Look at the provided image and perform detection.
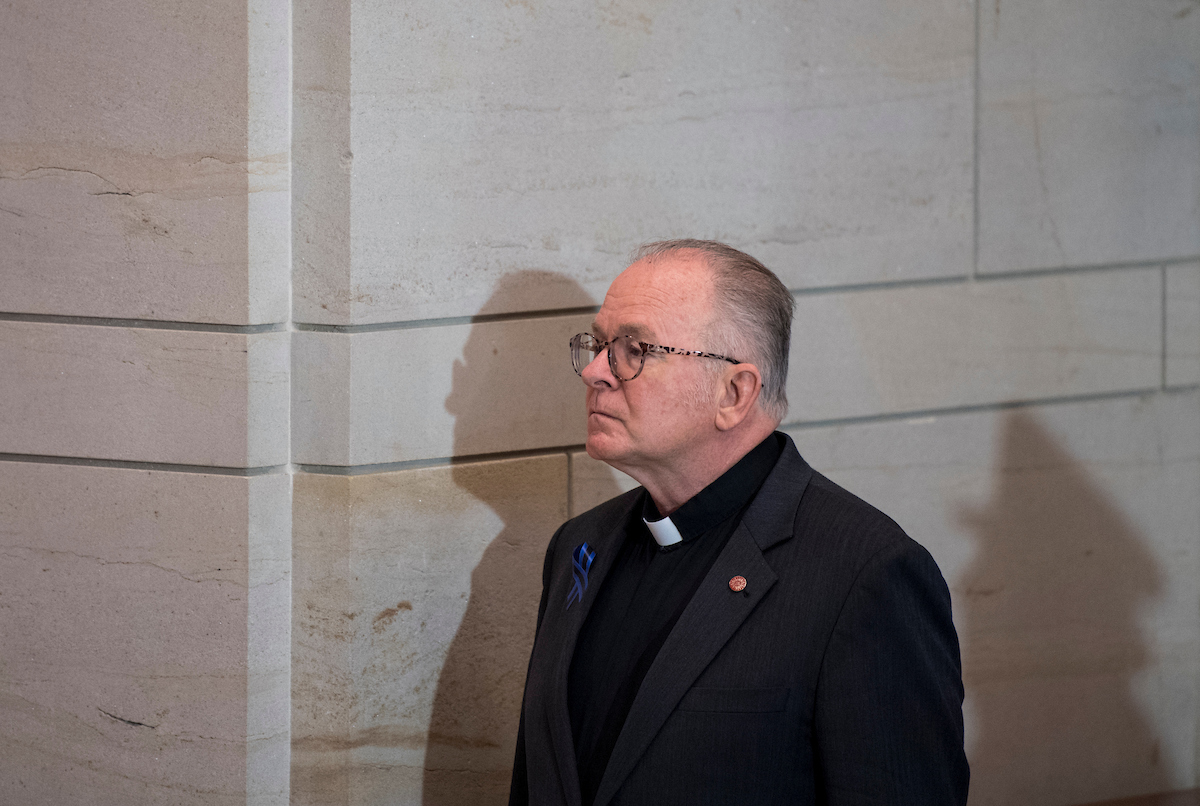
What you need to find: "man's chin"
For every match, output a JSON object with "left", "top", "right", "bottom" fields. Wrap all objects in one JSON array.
[
  {"left": 584, "top": 438, "right": 606, "bottom": 461},
  {"left": 584, "top": 434, "right": 623, "bottom": 464}
]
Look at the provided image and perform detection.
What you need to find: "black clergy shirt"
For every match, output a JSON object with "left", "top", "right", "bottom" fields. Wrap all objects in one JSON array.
[{"left": 567, "top": 432, "right": 784, "bottom": 806}]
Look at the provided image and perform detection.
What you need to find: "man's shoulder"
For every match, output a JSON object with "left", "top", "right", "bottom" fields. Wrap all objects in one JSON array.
[
  {"left": 748, "top": 439, "right": 907, "bottom": 547},
  {"left": 787, "top": 467, "right": 927, "bottom": 565},
  {"left": 750, "top": 463, "right": 952, "bottom": 614},
  {"left": 802, "top": 471, "right": 904, "bottom": 531}
]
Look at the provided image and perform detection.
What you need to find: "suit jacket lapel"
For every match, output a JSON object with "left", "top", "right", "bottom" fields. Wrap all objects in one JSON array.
[
  {"left": 546, "top": 493, "right": 640, "bottom": 806},
  {"left": 592, "top": 436, "right": 814, "bottom": 806}
]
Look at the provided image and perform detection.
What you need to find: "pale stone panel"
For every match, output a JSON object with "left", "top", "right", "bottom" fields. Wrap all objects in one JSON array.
[
  {"left": 290, "top": 473, "right": 354, "bottom": 806},
  {"left": 248, "top": 330, "right": 292, "bottom": 468},
  {"left": 1166, "top": 262, "right": 1200, "bottom": 388},
  {"left": 292, "top": 313, "right": 592, "bottom": 466},
  {"left": 978, "top": 0, "right": 1200, "bottom": 274},
  {"left": 570, "top": 450, "right": 639, "bottom": 518},
  {"left": 248, "top": 473, "right": 293, "bottom": 806},
  {"left": 786, "top": 390, "right": 1200, "bottom": 805},
  {"left": 0, "top": 0, "right": 288, "bottom": 324},
  {"left": 0, "top": 322, "right": 289, "bottom": 467},
  {"left": 293, "top": 0, "right": 973, "bottom": 325},
  {"left": 292, "top": 0, "right": 353, "bottom": 324},
  {"left": 787, "top": 268, "right": 1161, "bottom": 424},
  {"left": 247, "top": 0, "right": 293, "bottom": 326},
  {"left": 291, "top": 455, "right": 568, "bottom": 805},
  {"left": 296, "top": 270, "right": 1161, "bottom": 466},
  {"left": 0, "top": 462, "right": 292, "bottom": 805},
  {"left": 292, "top": 330, "right": 354, "bottom": 467}
]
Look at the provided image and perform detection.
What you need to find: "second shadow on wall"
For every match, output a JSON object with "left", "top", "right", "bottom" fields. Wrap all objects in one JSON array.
[
  {"left": 424, "top": 272, "right": 626, "bottom": 805},
  {"left": 957, "top": 410, "right": 1170, "bottom": 806}
]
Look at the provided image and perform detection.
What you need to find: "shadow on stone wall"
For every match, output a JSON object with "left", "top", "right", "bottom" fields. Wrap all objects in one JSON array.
[
  {"left": 958, "top": 410, "right": 1169, "bottom": 806},
  {"left": 424, "top": 272, "right": 624, "bottom": 805}
]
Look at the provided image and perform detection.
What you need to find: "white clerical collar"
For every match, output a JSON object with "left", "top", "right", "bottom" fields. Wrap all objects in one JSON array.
[{"left": 643, "top": 515, "right": 683, "bottom": 547}]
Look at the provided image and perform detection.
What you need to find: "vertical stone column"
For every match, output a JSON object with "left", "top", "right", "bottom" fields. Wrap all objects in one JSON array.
[{"left": 0, "top": 0, "right": 292, "bottom": 803}]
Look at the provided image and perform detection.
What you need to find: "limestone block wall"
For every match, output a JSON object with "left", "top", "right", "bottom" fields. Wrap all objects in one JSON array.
[
  {"left": 3, "top": 1, "right": 1199, "bottom": 806},
  {"left": 288, "top": 4, "right": 1199, "bottom": 806},
  {"left": 1, "top": 0, "right": 292, "bottom": 804}
]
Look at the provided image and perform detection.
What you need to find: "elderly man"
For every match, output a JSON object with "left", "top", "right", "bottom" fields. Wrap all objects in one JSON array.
[{"left": 509, "top": 240, "right": 968, "bottom": 805}]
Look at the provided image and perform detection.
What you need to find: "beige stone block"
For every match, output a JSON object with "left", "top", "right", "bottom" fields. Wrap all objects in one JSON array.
[
  {"left": 291, "top": 455, "right": 568, "bottom": 805},
  {"left": 570, "top": 450, "right": 639, "bottom": 518},
  {"left": 788, "top": 268, "right": 1161, "bottom": 424},
  {"left": 292, "top": 0, "right": 352, "bottom": 324},
  {"left": 292, "top": 330, "right": 353, "bottom": 467},
  {"left": 0, "top": 462, "right": 291, "bottom": 805},
  {"left": 298, "top": 269, "right": 1162, "bottom": 466},
  {"left": 978, "top": 0, "right": 1200, "bottom": 274},
  {"left": 1166, "top": 262, "right": 1200, "bottom": 388},
  {"left": 293, "top": 313, "right": 591, "bottom": 466},
  {"left": 293, "top": 0, "right": 973, "bottom": 325},
  {"left": 247, "top": 0, "right": 292, "bottom": 327},
  {"left": 0, "top": 0, "right": 289, "bottom": 324},
  {"left": 787, "top": 389, "right": 1200, "bottom": 804},
  {"left": 0, "top": 322, "right": 289, "bottom": 467},
  {"left": 248, "top": 471, "right": 293, "bottom": 806}
]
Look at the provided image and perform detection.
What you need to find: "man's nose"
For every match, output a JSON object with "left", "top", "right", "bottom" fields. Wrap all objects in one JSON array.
[{"left": 580, "top": 347, "right": 618, "bottom": 388}]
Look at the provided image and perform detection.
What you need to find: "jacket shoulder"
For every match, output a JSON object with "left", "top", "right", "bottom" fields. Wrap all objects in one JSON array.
[{"left": 794, "top": 469, "right": 931, "bottom": 567}]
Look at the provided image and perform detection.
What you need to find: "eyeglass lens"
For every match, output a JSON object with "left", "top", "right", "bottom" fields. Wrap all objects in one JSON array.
[{"left": 571, "top": 334, "right": 645, "bottom": 381}]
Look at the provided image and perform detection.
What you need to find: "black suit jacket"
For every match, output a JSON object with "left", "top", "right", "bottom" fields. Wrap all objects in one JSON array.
[{"left": 510, "top": 435, "right": 968, "bottom": 805}]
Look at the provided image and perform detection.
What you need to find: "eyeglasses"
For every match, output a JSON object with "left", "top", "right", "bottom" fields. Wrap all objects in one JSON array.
[{"left": 570, "top": 332, "right": 740, "bottom": 382}]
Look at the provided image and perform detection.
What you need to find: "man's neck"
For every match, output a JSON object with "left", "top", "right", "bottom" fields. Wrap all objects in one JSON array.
[{"left": 632, "top": 423, "right": 778, "bottom": 516}]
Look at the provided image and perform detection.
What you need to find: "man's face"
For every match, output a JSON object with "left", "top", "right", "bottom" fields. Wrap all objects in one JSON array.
[{"left": 582, "top": 252, "right": 720, "bottom": 477}]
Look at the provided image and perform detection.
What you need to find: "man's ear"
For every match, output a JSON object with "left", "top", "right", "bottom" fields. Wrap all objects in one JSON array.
[{"left": 714, "top": 365, "right": 763, "bottom": 431}]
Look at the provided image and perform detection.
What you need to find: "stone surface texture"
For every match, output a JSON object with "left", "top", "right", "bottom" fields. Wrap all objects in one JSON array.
[
  {"left": 0, "top": 463, "right": 291, "bottom": 805},
  {"left": 3, "top": 0, "right": 1199, "bottom": 804},
  {"left": 1167, "top": 263, "right": 1200, "bottom": 388},
  {"left": 0, "top": 323, "right": 289, "bottom": 467},
  {"left": 292, "top": 313, "right": 591, "bottom": 467},
  {"left": 290, "top": 457, "right": 567, "bottom": 806},
  {"left": 0, "top": 0, "right": 293, "bottom": 803},
  {"left": 978, "top": 0, "right": 1200, "bottom": 274},
  {"left": 292, "top": 0, "right": 974, "bottom": 325},
  {"left": 0, "top": 0, "right": 290, "bottom": 325},
  {"left": 788, "top": 268, "right": 1162, "bottom": 424}
]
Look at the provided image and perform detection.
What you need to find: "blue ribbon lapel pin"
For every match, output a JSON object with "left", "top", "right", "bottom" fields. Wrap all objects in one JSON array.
[{"left": 566, "top": 542, "right": 596, "bottom": 610}]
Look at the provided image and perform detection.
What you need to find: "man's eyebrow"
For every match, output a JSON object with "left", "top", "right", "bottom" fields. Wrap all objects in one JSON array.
[{"left": 592, "top": 322, "right": 653, "bottom": 341}]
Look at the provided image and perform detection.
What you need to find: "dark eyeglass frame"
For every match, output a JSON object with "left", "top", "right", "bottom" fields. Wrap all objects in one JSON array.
[{"left": 570, "top": 332, "right": 741, "bottom": 382}]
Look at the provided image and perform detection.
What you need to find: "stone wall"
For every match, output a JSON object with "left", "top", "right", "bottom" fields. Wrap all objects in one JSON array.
[
  {"left": 1, "top": 1, "right": 1197, "bottom": 805},
  {"left": 1, "top": 0, "right": 292, "bottom": 803}
]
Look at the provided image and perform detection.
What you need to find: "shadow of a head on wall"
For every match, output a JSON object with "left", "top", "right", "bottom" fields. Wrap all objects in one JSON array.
[
  {"left": 958, "top": 410, "right": 1169, "bottom": 806},
  {"left": 423, "top": 271, "right": 625, "bottom": 805}
]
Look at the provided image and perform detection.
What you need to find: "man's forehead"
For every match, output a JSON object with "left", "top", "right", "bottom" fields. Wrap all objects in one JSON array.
[{"left": 593, "top": 254, "right": 713, "bottom": 340}]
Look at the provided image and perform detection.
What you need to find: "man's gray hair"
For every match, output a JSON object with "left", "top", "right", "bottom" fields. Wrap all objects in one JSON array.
[{"left": 633, "top": 239, "right": 795, "bottom": 423}]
